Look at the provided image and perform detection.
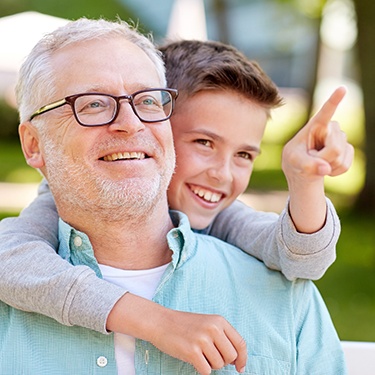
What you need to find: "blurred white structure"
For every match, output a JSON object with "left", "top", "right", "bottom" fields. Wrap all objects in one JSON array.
[
  {"left": 342, "top": 341, "right": 375, "bottom": 375},
  {"left": 166, "top": 0, "right": 207, "bottom": 40},
  {"left": 0, "top": 11, "right": 68, "bottom": 103}
]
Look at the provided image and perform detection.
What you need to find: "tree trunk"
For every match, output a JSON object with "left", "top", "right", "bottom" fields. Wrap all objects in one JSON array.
[
  {"left": 212, "top": 0, "right": 230, "bottom": 44},
  {"left": 352, "top": 0, "right": 375, "bottom": 215}
]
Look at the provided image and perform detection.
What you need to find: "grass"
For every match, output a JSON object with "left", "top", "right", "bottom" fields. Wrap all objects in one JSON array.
[
  {"left": 0, "top": 212, "right": 17, "bottom": 220},
  {"left": 314, "top": 212, "right": 375, "bottom": 341}
]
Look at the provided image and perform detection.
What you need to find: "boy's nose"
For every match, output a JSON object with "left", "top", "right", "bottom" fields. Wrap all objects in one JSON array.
[{"left": 207, "top": 158, "right": 233, "bottom": 184}]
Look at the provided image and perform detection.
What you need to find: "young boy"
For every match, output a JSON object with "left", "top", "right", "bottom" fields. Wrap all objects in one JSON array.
[{"left": 0, "top": 39, "right": 352, "bottom": 372}]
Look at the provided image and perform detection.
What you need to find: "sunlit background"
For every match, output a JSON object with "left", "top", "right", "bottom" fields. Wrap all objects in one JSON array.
[
  {"left": 0, "top": 0, "right": 374, "bottom": 344},
  {"left": 0, "top": 0, "right": 366, "bottom": 200}
]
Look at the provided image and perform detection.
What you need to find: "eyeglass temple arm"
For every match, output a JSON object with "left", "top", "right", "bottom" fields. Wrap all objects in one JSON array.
[{"left": 30, "top": 99, "right": 67, "bottom": 120}]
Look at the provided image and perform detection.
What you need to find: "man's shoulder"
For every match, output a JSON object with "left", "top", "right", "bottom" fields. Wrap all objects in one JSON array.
[
  {"left": 196, "top": 233, "right": 285, "bottom": 276},
  {"left": 196, "top": 232, "right": 314, "bottom": 286},
  {"left": 195, "top": 231, "right": 248, "bottom": 252}
]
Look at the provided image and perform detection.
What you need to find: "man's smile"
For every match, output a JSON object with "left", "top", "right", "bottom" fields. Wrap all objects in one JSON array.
[{"left": 101, "top": 152, "right": 147, "bottom": 161}]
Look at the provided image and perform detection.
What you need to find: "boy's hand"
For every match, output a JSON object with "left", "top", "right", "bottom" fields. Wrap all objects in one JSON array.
[
  {"left": 282, "top": 86, "right": 354, "bottom": 182},
  {"left": 281, "top": 86, "right": 354, "bottom": 233},
  {"left": 150, "top": 309, "right": 247, "bottom": 375},
  {"left": 108, "top": 293, "right": 247, "bottom": 375}
]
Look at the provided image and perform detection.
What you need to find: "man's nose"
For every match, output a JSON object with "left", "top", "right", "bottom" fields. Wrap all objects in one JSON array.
[{"left": 109, "top": 101, "right": 145, "bottom": 134}]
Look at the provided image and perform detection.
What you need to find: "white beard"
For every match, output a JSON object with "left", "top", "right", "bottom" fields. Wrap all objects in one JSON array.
[{"left": 40, "top": 134, "right": 175, "bottom": 223}]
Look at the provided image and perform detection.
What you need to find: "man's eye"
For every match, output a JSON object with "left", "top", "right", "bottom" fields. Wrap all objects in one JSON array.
[
  {"left": 136, "top": 95, "right": 161, "bottom": 107},
  {"left": 195, "top": 139, "right": 212, "bottom": 147},
  {"left": 142, "top": 98, "right": 155, "bottom": 105},
  {"left": 76, "top": 97, "right": 110, "bottom": 113},
  {"left": 87, "top": 101, "right": 103, "bottom": 109}
]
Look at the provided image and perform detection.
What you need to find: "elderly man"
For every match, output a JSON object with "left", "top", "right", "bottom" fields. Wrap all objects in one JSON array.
[{"left": 0, "top": 18, "right": 346, "bottom": 374}]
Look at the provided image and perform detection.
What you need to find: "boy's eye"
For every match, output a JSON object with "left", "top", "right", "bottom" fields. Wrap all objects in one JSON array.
[
  {"left": 237, "top": 152, "right": 253, "bottom": 161},
  {"left": 195, "top": 139, "right": 212, "bottom": 147}
]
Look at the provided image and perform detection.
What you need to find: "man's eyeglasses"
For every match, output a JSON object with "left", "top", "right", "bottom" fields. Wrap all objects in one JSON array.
[{"left": 29, "top": 88, "right": 179, "bottom": 126}]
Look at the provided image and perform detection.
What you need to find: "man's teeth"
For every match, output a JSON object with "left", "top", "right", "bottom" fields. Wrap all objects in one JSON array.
[
  {"left": 192, "top": 187, "right": 222, "bottom": 203},
  {"left": 103, "top": 152, "right": 145, "bottom": 161}
]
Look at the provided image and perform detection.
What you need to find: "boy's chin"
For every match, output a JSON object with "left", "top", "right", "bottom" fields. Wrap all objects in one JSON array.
[{"left": 189, "top": 214, "right": 214, "bottom": 231}]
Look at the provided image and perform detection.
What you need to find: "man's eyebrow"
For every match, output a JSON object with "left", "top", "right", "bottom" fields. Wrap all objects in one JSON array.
[{"left": 187, "top": 128, "right": 261, "bottom": 154}]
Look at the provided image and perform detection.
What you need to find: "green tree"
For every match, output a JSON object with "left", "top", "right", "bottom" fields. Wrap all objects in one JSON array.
[
  {"left": 352, "top": 0, "right": 375, "bottom": 215},
  {"left": 0, "top": 0, "right": 136, "bottom": 24},
  {"left": 275, "top": 0, "right": 375, "bottom": 215},
  {"left": 257, "top": 0, "right": 373, "bottom": 215},
  {"left": 212, "top": 0, "right": 325, "bottom": 125}
]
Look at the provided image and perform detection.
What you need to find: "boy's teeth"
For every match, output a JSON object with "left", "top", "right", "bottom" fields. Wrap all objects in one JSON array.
[
  {"left": 192, "top": 187, "right": 221, "bottom": 203},
  {"left": 204, "top": 191, "right": 211, "bottom": 200}
]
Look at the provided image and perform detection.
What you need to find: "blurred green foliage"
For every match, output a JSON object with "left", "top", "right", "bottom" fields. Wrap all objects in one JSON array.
[
  {"left": 0, "top": 140, "right": 41, "bottom": 183},
  {"left": 0, "top": 100, "right": 19, "bottom": 139},
  {"left": 315, "top": 212, "right": 375, "bottom": 341},
  {"left": 0, "top": 0, "right": 136, "bottom": 22}
]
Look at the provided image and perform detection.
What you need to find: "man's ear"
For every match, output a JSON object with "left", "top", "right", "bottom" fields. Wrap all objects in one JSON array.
[{"left": 19, "top": 122, "right": 45, "bottom": 169}]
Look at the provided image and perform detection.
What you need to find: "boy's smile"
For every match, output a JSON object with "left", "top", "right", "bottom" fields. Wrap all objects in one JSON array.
[{"left": 167, "top": 89, "right": 268, "bottom": 229}]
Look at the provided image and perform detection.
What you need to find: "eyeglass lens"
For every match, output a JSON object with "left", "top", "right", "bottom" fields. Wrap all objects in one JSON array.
[{"left": 73, "top": 90, "right": 173, "bottom": 125}]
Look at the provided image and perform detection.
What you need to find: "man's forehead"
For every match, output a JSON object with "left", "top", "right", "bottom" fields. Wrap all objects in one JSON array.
[
  {"left": 50, "top": 37, "right": 162, "bottom": 96},
  {"left": 51, "top": 37, "right": 151, "bottom": 68}
]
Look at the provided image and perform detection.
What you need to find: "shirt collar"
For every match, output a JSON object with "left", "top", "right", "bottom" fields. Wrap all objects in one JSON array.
[
  {"left": 167, "top": 210, "right": 197, "bottom": 270},
  {"left": 58, "top": 218, "right": 102, "bottom": 278},
  {"left": 58, "top": 210, "right": 197, "bottom": 273}
]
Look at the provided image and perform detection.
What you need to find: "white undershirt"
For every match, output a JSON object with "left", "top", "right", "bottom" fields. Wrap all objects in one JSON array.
[{"left": 99, "top": 263, "right": 169, "bottom": 375}]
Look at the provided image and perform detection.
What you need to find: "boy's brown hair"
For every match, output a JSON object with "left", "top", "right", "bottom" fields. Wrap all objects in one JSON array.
[{"left": 159, "top": 39, "right": 284, "bottom": 115}]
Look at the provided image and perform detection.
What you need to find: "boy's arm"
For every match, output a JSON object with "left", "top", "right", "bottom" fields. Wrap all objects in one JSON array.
[
  {"left": 208, "top": 198, "right": 339, "bottom": 280},
  {"left": 0, "top": 180, "right": 126, "bottom": 333},
  {"left": 0, "top": 181, "right": 248, "bottom": 373},
  {"left": 209, "top": 87, "right": 353, "bottom": 281}
]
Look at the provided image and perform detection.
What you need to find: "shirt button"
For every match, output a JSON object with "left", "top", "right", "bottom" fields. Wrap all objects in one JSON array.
[
  {"left": 74, "top": 236, "right": 83, "bottom": 247},
  {"left": 96, "top": 356, "right": 108, "bottom": 367}
]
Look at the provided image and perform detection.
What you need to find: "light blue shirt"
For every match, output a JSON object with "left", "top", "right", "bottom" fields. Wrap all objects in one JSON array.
[{"left": 0, "top": 211, "right": 346, "bottom": 374}]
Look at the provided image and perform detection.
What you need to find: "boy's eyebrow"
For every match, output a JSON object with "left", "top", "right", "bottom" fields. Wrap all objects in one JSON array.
[
  {"left": 188, "top": 128, "right": 261, "bottom": 154},
  {"left": 243, "top": 145, "right": 262, "bottom": 155}
]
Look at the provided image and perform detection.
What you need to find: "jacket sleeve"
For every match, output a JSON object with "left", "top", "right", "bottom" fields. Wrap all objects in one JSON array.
[
  {"left": 207, "top": 197, "right": 340, "bottom": 280},
  {"left": 0, "top": 179, "right": 126, "bottom": 334}
]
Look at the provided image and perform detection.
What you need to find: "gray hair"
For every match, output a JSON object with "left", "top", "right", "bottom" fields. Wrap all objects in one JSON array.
[{"left": 16, "top": 17, "right": 166, "bottom": 123}]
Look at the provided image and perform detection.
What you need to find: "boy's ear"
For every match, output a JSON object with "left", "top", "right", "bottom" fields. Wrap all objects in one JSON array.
[{"left": 19, "top": 122, "right": 45, "bottom": 169}]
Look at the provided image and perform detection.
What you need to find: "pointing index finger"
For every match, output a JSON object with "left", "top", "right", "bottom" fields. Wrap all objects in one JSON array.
[
  {"left": 311, "top": 86, "right": 347, "bottom": 127},
  {"left": 307, "top": 86, "right": 346, "bottom": 151}
]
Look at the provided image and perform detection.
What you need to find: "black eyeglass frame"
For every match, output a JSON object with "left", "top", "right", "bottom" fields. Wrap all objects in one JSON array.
[{"left": 29, "top": 88, "right": 179, "bottom": 126}]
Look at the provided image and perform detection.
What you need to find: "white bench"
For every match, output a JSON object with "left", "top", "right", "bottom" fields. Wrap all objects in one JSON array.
[{"left": 342, "top": 341, "right": 375, "bottom": 374}]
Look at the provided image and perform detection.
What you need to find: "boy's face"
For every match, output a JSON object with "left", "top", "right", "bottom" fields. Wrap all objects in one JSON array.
[{"left": 168, "top": 90, "right": 268, "bottom": 229}]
